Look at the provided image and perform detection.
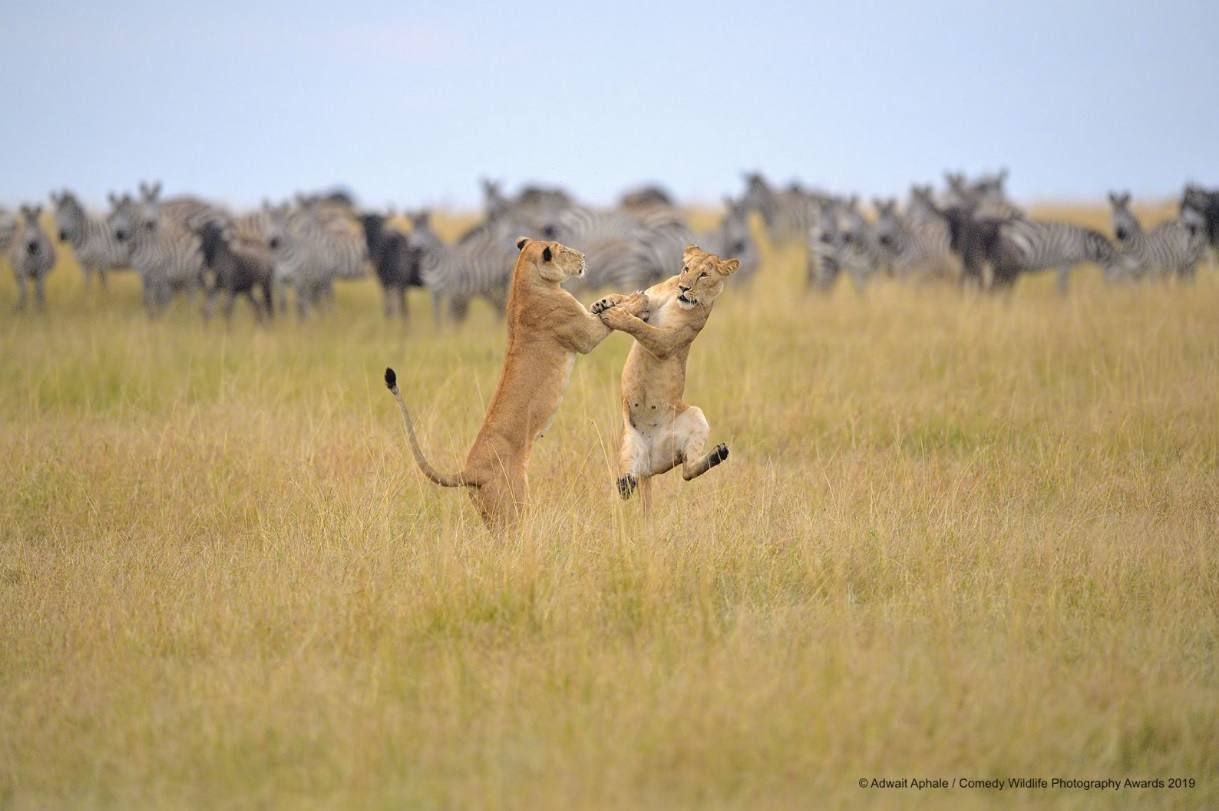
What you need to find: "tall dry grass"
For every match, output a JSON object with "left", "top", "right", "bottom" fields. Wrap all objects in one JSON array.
[{"left": 0, "top": 208, "right": 1216, "bottom": 809}]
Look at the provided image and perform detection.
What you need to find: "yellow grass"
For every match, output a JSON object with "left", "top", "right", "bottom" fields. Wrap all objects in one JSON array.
[{"left": 1, "top": 208, "right": 1216, "bottom": 809}]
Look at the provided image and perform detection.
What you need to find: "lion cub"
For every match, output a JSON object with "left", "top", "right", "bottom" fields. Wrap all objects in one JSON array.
[
  {"left": 385, "top": 237, "right": 612, "bottom": 529},
  {"left": 592, "top": 245, "right": 739, "bottom": 513}
]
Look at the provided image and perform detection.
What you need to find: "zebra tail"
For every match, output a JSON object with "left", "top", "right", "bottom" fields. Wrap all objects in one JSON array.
[{"left": 383, "top": 367, "right": 472, "bottom": 489}]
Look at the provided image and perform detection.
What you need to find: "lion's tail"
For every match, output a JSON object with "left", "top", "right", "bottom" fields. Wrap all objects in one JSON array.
[{"left": 383, "top": 367, "right": 472, "bottom": 489}]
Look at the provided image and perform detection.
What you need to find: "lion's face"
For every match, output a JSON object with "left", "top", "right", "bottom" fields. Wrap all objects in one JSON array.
[
  {"left": 675, "top": 245, "right": 740, "bottom": 309},
  {"left": 516, "top": 237, "right": 586, "bottom": 283}
]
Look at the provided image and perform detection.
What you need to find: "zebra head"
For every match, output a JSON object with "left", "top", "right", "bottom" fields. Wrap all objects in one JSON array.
[
  {"left": 872, "top": 198, "right": 902, "bottom": 254},
  {"left": 18, "top": 205, "right": 49, "bottom": 257},
  {"left": 404, "top": 211, "right": 442, "bottom": 255},
  {"left": 106, "top": 193, "right": 139, "bottom": 248},
  {"left": 263, "top": 202, "right": 294, "bottom": 253},
  {"left": 481, "top": 178, "right": 511, "bottom": 222},
  {"left": 50, "top": 190, "right": 85, "bottom": 243},
  {"left": 740, "top": 172, "right": 775, "bottom": 216},
  {"left": 1107, "top": 191, "right": 1139, "bottom": 242}
]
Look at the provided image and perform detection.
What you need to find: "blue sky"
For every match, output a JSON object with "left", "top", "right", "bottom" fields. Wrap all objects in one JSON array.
[{"left": 3, "top": 0, "right": 1217, "bottom": 209}]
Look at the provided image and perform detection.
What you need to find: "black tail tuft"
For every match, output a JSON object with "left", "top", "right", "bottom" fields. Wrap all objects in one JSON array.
[{"left": 384, "top": 367, "right": 397, "bottom": 390}]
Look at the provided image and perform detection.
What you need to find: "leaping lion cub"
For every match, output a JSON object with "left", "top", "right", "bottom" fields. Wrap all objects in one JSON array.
[
  {"left": 592, "top": 245, "right": 739, "bottom": 513},
  {"left": 385, "top": 237, "right": 612, "bottom": 529}
]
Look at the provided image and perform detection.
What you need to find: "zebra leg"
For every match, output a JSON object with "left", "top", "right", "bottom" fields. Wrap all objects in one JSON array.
[
  {"left": 431, "top": 292, "right": 445, "bottom": 328},
  {"left": 449, "top": 297, "right": 470, "bottom": 323},
  {"left": 296, "top": 283, "right": 310, "bottom": 321},
  {"left": 35, "top": 275, "right": 46, "bottom": 311},
  {"left": 222, "top": 290, "right": 237, "bottom": 324},
  {"left": 98, "top": 266, "right": 108, "bottom": 292},
  {"left": 14, "top": 274, "right": 27, "bottom": 312},
  {"left": 398, "top": 287, "right": 408, "bottom": 321},
  {"left": 80, "top": 264, "right": 94, "bottom": 292},
  {"left": 382, "top": 285, "right": 393, "bottom": 319},
  {"left": 202, "top": 286, "right": 217, "bottom": 322},
  {"left": 261, "top": 281, "right": 274, "bottom": 322},
  {"left": 485, "top": 287, "right": 507, "bottom": 319},
  {"left": 1055, "top": 264, "right": 1071, "bottom": 294}
]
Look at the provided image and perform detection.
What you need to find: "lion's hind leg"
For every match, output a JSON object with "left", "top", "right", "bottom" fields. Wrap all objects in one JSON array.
[
  {"left": 617, "top": 425, "right": 649, "bottom": 501},
  {"left": 676, "top": 406, "right": 729, "bottom": 481}
]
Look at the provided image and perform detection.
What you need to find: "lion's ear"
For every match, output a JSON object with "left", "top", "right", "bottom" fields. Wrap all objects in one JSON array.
[
  {"left": 541, "top": 245, "right": 552, "bottom": 262},
  {"left": 719, "top": 259, "right": 741, "bottom": 275},
  {"left": 682, "top": 243, "right": 702, "bottom": 264},
  {"left": 516, "top": 237, "right": 530, "bottom": 250}
]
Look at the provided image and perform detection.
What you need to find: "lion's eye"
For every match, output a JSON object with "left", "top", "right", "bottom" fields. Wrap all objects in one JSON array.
[{"left": 699, "top": 272, "right": 707, "bottom": 280}]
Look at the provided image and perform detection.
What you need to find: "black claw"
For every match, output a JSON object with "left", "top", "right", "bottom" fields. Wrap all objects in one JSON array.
[
  {"left": 709, "top": 444, "right": 728, "bottom": 466},
  {"left": 617, "top": 475, "right": 637, "bottom": 500},
  {"left": 384, "top": 367, "right": 397, "bottom": 390}
]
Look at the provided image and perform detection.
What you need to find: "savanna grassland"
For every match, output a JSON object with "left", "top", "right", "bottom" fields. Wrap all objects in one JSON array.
[{"left": 1, "top": 207, "right": 1216, "bottom": 809}]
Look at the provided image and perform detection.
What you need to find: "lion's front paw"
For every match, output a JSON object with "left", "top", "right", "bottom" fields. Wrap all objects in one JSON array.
[
  {"left": 598, "top": 305, "right": 633, "bottom": 328},
  {"left": 591, "top": 294, "right": 623, "bottom": 315},
  {"left": 617, "top": 474, "right": 637, "bottom": 500},
  {"left": 620, "top": 291, "right": 649, "bottom": 317}
]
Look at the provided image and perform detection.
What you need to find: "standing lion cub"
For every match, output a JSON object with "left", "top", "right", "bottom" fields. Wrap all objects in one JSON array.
[
  {"left": 385, "top": 237, "right": 612, "bottom": 529},
  {"left": 592, "top": 245, "right": 739, "bottom": 514}
]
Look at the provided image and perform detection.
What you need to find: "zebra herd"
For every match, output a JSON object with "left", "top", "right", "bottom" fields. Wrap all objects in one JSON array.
[
  {"left": 742, "top": 171, "right": 1217, "bottom": 293},
  {"left": 1, "top": 173, "right": 1216, "bottom": 318}
]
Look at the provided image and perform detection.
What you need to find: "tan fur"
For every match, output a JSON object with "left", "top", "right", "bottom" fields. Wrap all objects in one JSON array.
[
  {"left": 593, "top": 245, "right": 739, "bottom": 512},
  {"left": 386, "top": 238, "right": 612, "bottom": 529}
]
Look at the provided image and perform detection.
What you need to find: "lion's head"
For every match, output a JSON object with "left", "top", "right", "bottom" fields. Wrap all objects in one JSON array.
[
  {"left": 515, "top": 237, "right": 586, "bottom": 283},
  {"left": 674, "top": 245, "right": 740, "bottom": 309}
]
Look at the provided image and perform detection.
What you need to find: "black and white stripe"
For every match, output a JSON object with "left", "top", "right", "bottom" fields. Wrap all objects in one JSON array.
[
  {"left": 741, "top": 173, "right": 820, "bottom": 246},
  {"left": 50, "top": 190, "right": 132, "bottom": 290},
  {"left": 992, "top": 217, "right": 1114, "bottom": 290},
  {"left": 265, "top": 201, "right": 368, "bottom": 318},
  {"left": 545, "top": 205, "right": 692, "bottom": 292},
  {"left": 1108, "top": 192, "right": 1205, "bottom": 281},
  {"left": 108, "top": 192, "right": 206, "bottom": 317},
  {"left": 873, "top": 198, "right": 959, "bottom": 282},
  {"left": 9, "top": 205, "right": 57, "bottom": 311},
  {"left": 697, "top": 198, "right": 761, "bottom": 285},
  {"left": 405, "top": 211, "right": 518, "bottom": 324}
]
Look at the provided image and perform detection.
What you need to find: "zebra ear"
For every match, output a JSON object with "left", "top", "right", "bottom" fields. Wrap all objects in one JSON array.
[
  {"left": 516, "top": 237, "right": 529, "bottom": 250},
  {"left": 541, "top": 245, "right": 552, "bottom": 262}
]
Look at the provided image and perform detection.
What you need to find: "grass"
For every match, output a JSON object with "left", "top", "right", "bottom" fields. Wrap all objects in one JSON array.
[{"left": 1, "top": 208, "right": 1216, "bottom": 809}]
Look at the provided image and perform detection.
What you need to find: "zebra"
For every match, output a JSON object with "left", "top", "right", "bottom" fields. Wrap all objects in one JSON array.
[
  {"left": 8, "top": 205, "right": 56, "bottom": 311},
  {"left": 872, "top": 197, "right": 960, "bottom": 283},
  {"left": 0, "top": 207, "right": 16, "bottom": 258},
  {"left": 808, "top": 196, "right": 886, "bottom": 293},
  {"left": 1107, "top": 192, "right": 1205, "bottom": 282},
  {"left": 619, "top": 184, "right": 675, "bottom": 213},
  {"left": 740, "top": 173, "right": 820, "bottom": 246},
  {"left": 196, "top": 221, "right": 274, "bottom": 323},
  {"left": 544, "top": 205, "right": 692, "bottom": 292},
  {"left": 359, "top": 211, "right": 423, "bottom": 320},
  {"left": 404, "top": 210, "right": 518, "bottom": 325},
  {"left": 480, "top": 179, "right": 572, "bottom": 235},
  {"left": 698, "top": 197, "right": 761, "bottom": 285},
  {"left": 1181, "top": 184, "right": 1219, "bottom": 269},
  {"left": 936, "top": 204, "right": 1114, "bottom": 292},
  {"left": 137, "top": 181, "right": 229, "bottom": 234},
  {"left": 265, "top": 201, "right": 368, "bottom": 319},
  {"left": 108, "top": 191, "right": 207, "bottom": 317},
  {"left": 50, "top": 190, "right": 132, "bottom": 290},
  {"left": 943, "top": 170, "right": 1023, "bottom": 218}
]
